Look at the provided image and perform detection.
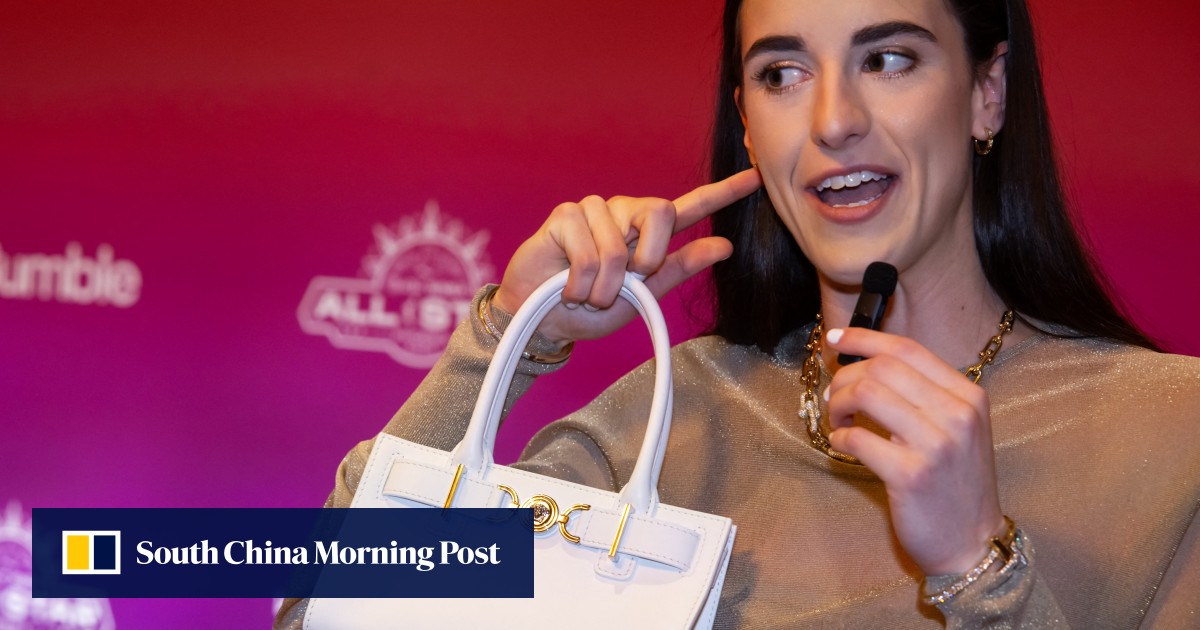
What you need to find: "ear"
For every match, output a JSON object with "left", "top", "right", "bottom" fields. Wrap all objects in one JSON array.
[
  {"left": 734, "top": 86, "right": 757, "bottom": 166},
  {"left": 971, "top": 41, "right": 1008, "bottom": 139}
]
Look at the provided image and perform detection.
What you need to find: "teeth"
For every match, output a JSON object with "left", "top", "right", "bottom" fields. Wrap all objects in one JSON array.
[
  {"left": 831, "top": 192, "right": 884, "bottom": 209},
  {"left": 816, "top": 170, "right": 887, "bottom": 193}
]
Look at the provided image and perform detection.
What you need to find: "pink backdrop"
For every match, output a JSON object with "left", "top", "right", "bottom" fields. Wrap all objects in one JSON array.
[{"left": 2, "top": 2, "right": 1198, "bottom": 627}]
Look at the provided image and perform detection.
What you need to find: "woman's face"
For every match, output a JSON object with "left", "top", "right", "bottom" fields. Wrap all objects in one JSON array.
[{"left": 738, "top": 0, "right": 1001, "bottom": 288}]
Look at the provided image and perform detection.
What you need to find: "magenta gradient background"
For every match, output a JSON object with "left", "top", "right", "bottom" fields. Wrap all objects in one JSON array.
[{"left": 2, "top": 2, "right": 1198, "bottom": 628}]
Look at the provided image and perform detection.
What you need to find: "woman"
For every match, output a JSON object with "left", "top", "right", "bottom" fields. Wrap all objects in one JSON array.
[{"left": 279, "top": 0, "right": 1199, "bottom": 626}]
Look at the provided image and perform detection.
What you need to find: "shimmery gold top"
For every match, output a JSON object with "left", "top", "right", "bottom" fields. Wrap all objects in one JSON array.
[{"left": 278, "top": 287, "right": 1200, "bottom": 629}]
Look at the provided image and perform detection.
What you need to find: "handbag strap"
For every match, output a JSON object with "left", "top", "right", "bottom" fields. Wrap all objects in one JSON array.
[{"left": 450, "top": 269, "right": 673, "bottom": 515}]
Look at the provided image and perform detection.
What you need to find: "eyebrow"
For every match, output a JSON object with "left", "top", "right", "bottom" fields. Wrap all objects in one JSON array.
[
  {"left": 852, "top": 21, "right": 938, "bottom": 47},
  {"left": 743, "top": 35, "right": 806, "bottom": 63},
  {"left": 743, "top": 21, "right": 938, "bottom": 63}
]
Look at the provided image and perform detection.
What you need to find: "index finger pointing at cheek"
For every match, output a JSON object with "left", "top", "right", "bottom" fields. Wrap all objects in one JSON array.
[{"left": 672, "top": 168, "right": 763, "bottom": 233}]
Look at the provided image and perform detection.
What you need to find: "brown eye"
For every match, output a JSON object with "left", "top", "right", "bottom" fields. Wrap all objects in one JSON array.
[
  {"left": 762, "top": 66, "right": 804, "bottom": 90},
  {"left": 864, "top": 51, "right": 914, "bottom": 74}
]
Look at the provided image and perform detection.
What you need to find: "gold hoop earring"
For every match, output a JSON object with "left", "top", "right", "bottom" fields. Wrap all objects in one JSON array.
[{"left": 974, "top": 128, "right": 995, "bottom": 156}]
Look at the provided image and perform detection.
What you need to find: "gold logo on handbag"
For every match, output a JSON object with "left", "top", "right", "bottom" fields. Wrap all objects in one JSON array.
[
  {"left": 442, "top": 465, "right": 592, "bottom": 544},
  {"left": 498, "top": 484, "right": 591, "bottom": 543},
  {"left": 499, "top": 484, "right": 630, "bottom": 553}
]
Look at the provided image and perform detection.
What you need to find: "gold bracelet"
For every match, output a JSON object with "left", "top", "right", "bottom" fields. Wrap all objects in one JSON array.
[
  {"left": 921, "top": 516, "right": 1027, "bottom": 606},
  {"left": 477, "top": 285, "right": 574, "bottom": 365}
]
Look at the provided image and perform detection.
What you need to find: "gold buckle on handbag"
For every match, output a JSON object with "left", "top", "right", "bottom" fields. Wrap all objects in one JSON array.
[{"left": 486, "top": 483, "right": 590, "bottom": 544}]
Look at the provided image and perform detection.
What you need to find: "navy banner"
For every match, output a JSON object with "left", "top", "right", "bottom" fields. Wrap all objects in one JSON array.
[{"left": 32, "top": 508, "right": 534, "bottom": 598}]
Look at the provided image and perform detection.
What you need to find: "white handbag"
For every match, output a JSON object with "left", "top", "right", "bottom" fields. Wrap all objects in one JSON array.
[{"left": 304, "top": 270, "right": 737, "bottom": 630}]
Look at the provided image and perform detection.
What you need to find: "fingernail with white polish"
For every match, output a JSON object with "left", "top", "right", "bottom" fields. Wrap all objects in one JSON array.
[
  {"left": 825, "top": 328, "right": 843, "bottom": 344},
  {"left": 822, "top": 385, "right": 830, "bottom": 402},
  {"left": 564, "top": 302, "right": 579, "bottom": 310},
  {"left": 583, "top": 304, "right": 599, "bottom": 312}
]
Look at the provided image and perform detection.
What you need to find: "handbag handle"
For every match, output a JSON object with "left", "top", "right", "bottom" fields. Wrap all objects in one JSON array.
[{"left": 450, "top": 269, "right": 673, "bottom": 515}]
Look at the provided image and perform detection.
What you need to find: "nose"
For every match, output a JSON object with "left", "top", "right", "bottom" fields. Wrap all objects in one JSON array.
[{"left": 811, "top": 69, "right": 870, "bottom": 151}]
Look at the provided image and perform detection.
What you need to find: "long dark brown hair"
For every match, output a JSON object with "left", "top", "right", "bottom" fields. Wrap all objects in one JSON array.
[{"left": 707, "top": 0, "right": 1158, "bottom": 353}]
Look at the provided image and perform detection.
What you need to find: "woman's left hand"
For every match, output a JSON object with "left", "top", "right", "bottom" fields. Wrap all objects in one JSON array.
[{"left": 823, "top": 327, "right": 1006, "bottom": 576}]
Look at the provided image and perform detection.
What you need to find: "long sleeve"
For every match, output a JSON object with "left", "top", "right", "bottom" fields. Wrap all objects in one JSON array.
[
  {"left": 927, "top": 501, "right": 1199, "bottom": 628},
  {"left": 280, "top": 320, "right": 1200, "bottom": 629},
  {"left": 499, "top": 335, "right": 1080, "bottom": 629},
  {"left": 925, "top": 534, "right": 1069, "bottom": 628}
]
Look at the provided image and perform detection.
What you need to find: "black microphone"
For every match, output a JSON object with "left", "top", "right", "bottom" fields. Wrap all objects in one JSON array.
[{"left": 836, "top": 261, "right": 898, "bottom": 366}]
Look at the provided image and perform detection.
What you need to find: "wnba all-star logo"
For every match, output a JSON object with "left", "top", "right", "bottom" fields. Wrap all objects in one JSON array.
[
  {"left": 0, "top": 501, "right": 115, "bottom": 630},
  {"left": 298, "top": 201, "right": 493, "bottom": 368}
]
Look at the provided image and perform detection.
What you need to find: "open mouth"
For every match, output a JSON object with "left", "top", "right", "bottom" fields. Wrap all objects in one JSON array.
[{"left": 813, "top": 170, "right": 894, "bottom": 208}]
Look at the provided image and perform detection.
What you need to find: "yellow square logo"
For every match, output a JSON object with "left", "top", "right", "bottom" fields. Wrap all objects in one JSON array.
[{"left": 61, "top": 531, "right": 121, "bottom": 575}]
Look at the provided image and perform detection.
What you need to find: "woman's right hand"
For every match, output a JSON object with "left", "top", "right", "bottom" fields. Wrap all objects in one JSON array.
[{"left": 492, "top": 168, "right": 762, "bottom": 347}]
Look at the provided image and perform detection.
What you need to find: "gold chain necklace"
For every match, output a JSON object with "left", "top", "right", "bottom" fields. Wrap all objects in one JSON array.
[{"left": 798, "top": 310, "right": 1015, "bottom": 465}]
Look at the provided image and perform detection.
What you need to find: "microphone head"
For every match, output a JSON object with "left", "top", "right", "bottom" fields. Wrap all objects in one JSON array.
[{"left": 862, "top": 261, "right": 898, "bottom": 296}]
